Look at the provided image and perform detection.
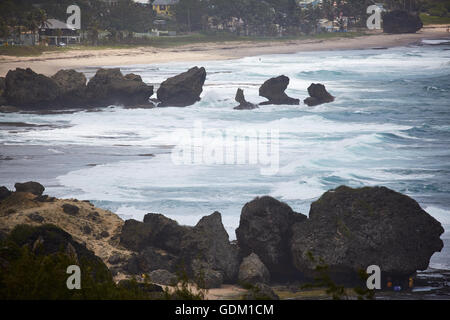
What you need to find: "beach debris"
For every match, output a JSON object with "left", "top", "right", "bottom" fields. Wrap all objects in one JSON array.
[
  {"left": 157, "top": 66, "right": 206, "bottom": 107},
  {"left": 234, "top": 88, "right": 258, "bottom": 110},
  {"left": 259, "top": 75, "right": 300, "bottom": 105},
  {"left": 303, "top": 83, "right": 335, "bottom": 106}
]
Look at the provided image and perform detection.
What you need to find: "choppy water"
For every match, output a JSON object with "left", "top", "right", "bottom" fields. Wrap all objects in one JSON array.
[{"left": 1, "top": 43, "right": 450, "bottom": 268}]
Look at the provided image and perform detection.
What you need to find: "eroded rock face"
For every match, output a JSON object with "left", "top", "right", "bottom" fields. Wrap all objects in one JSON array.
[
  {"left": 86, "top": 68, "right": 154, "bottom": 107},
  {"left": 157, "top": 66, "right": 206, "bottom": 107},
  {"left": 236, "top": 196, "right": 307, "bottom": 281},
  {"left": 383, "top": 10, "right": 423, "bottom": 34},
  {"left": 238, "top": 253, "right": 270, "bottom": 285},
  {"left": 149, "top": 269, "right": 177, "bottom": 286},
  {"left": 0, "top": 186, "right": 11, "bottom": 201},
  {"left": 259, "top": 75, "right": 299, "bottom": 105},
  {"left": 14, "top": 181, "right": 45, "bottom": 196},
  {"left": 51, "top": 69, "right": 87, "bottom": 107},
  {"left": 180, "top": 212, "right": 239, "bottom": 283},
  {"left": 291, "top": 186, "right": 444, "bottom": 283},
  {"left": 4, "top": 68, "right": 61, "bottom": 108},
  {"left": 303, "top": 83, "right": 335, "bottom": 106},
  {"left": 234, "top": 88, "right": 258, "bottom": 110}
]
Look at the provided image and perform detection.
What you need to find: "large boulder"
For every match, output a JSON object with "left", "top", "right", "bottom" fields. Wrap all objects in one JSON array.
[
  {"left": 180, "top": 212, "right": 239, "bottom": 283},
  {"left": 236, "top": 196, "right": 307, "bottom": 281},
  {"left": 383, "top": 10, "right": 423, "bottom": 34},
  {"left": 149, "top": 269, "right": 177, "bottom": 285},
  {"left": 303, "top": 83, "right": 335, "bottom": 107},
  {"left": 51, "top": 69, "right": 87, "bottom": 107},
  {"left": 291, "top": 186, "right": 444, "bottom": 283},
  {"left": 259, "top": 75, "right": 299, "bottom": 105},
  {"left": 234, "top": 88, "right": 258, "bottom": 110},
  {"left": 238, "top": 253, "right": 270, "bottom": 285},
  {"left": 14, "top": 181, "right": 45, "bottom": 196},
  {"left": 0, "top": 186, "right": 12, "bottom": 201},
  {"left": 86, "top": 68, "right": 153, "bottom": 107},
  {"left": 157, "top": 66, "right": 206, "bottom": 107},
  {"left": 120, "top": 214, "right": 189, "bottom": 254},
  {"left": 126, "top": 247, "right": 179, "bottom": 274},
  {"left": 4, "top": 68, "right": 61, "bottom": 108}
]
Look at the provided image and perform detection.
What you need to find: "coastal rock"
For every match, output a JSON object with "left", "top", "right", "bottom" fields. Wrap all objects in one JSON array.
[
  {"left": 4, "top": 68, "right": 61, "bottom": 108},
  {"left": 242, "top": 283, "right": 280, "bottom": 300},
  {"left": 86, "top": 68, "right": 154, "bottom": 107},
  {"left": 124, "top": 73, "right": 143, "bottom": 82},
  {"left": 27, "top": 212, "right": 44, "bottom": 223},
  {"left": 235, "top": 196, "right": 307, "bottom": 281},
  {"left": 259, "top": 75, "right": 300, "bottom": 105},
  {"left": 62, "top": 204, "right": 80, "bottom": 216},
  {"left": 234, "top": 88, "right": 258, "bottom": 110},
  {"left": 157, "top": 66, "right": 206, "bottom": 107},
  {"left": 180, "top": 212, "right": 240, "bottom": 283},
  {"left": 51, "top": 69, "right": 87, "bottom": 107},
  {"left": 303, "top": 83, "right": 335, "bottom": 106},
  {"left": 238, "top": 253, "right": 270, "bottom": 285},
  {"left": 191, "top": 260, "right": 224, "bottom": 289},
  {"left": 290, "top": 186, "right": 444, "bottom": 283},
  {"left": 0, "top": 77, "right": 5, "bottom": 95},
  {"left": 0, "top": 186, "right": 12, "bottom": 201},
  {"left": 14, "top": 181, "right": 45, "bottom": 196},
  {"left": 383, "top": 10, "right": 423, "bottom": 34},
  {"left": 120, "top": 214, "right": 189, "bottom": 254},
  {"left": 149, "top": 269, "right": 177, "bottom": 285}
]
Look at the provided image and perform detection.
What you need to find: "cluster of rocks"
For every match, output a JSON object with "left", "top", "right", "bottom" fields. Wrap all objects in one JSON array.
[
  {"left": 116, "top": 185, "right": 443, "bottom": 290},
  {"left": 0, "top": 66, "right": 207, "bottom": 110},
  {"left": 234, "top": 75, "right": 334, "bottom": 110},
  {"left": 383, "top": 10, "right": 423, "bottom": 34}
]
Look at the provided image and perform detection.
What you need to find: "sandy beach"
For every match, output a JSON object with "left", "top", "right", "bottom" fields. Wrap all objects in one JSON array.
[{"left": 1, "top": 26, "right": 449, "bottom": 77}]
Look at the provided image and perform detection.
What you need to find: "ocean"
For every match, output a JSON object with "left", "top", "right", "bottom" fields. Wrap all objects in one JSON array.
[{"left": 1, "top": 42, "right": 449, "bottom": 269}]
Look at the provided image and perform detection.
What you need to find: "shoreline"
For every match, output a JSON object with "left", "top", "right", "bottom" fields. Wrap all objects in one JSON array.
[{"left": 1, "top": 27, "right": 449, "bottom": 77}]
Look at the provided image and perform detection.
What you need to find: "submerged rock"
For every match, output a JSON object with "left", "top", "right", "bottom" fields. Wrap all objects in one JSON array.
[
  {"left": 157, "top": 66, "right": 206, "bottom": 107},
  {"left": 383, "top": 10, "right": 423, "bottom": 34},
  {"left": 14, "top": 181, "right": 45, "bottom": 196},
  {"left": 236, "top": 196, "right": 307, "bottom": 281},
  {"left": 4, "top": 68, "right": 61, "bottom": 108},
  {"left": 238, "top": 253, "right": 270, "bottom": 285},
  {"left": 234, "top": 88, "right": 258, "bottom": 110},
  {"left": 86, "top": 68, "right": 154, "bottom": 107},
  {"left": 259, "top": 75, "right": 299, "bottom": 105},
  {"left": 303, "top": 83, "right": 335, "bottom": 106},
  {"left": 290, "top": 186, "right": 444, "bottom": 283}
]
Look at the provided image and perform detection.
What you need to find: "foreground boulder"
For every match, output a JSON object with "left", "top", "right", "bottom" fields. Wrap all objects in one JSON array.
[
  {"left": 259, "top": 75, "right": 299, "bottom": 105},
  {"left": 0, "top": 186, "right": 11, "bottom": 201},
  {"left": 4, "top": 68, "right": 61, "bottom": 108},
  {"left": 14, "top": 181, "right": 45, "bottom": 196},
  {"left": 236, "top": 196, "right": 307, "bottom": 281},
  {"left": 157, "top": 67, "right": 206, "bottom": 107},
  {"left": 234, "top": 88, "right": 258, "bottom": 110},
  {"left": 180, "top": 212, "right": 239, "bottom": 283},
  {"left": 291, "top": 186, "right": 444, "bottom": 283},
  {"left": 86, "top": 68, "right": 154, "bottom": 107},
  {"left": 0, "top": 77, "right": 6, "bottom": 106},
  {"left": 51, "top": 69, "right": 87, "bottom": 107},
  {"left": 238, "top": 253, "right": 270, "bottom": 285},
  {"left": 303, "top": 83, "right": 335, "bottom": 106},
  {"left": 383, "top": 10, "right": 423, "bottom": 34}
]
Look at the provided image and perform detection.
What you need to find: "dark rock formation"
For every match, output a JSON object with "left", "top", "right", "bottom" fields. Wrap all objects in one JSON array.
[
  {"left": 4, "top": 68, "right": 61, "bottom": 108},
  {"left": 157, "top": 66, "right": 206, "bottom": 107},
  {"left": 236, "top": 196, "right": 307, "bottom": 281},
  {"left": 62, "top": 204, "right": 80, "bottom": 216},
  {"left": 291, "top": 186, "right": 444, "bottom": 283},
  {"left": 0, "top": 186, "right": 12, "bottom": 201},
  {"left": 259, "top": 75, "right": 299, "bottom": 105},
  {"left": 238, "top": 253, "right": 270, "bottom": 285},
  {"left": 51, "top": 69, "right": 87, "bottom": 107},
  {"left": 303, "top": 83, "right": 335, "bottom": 106},
  {"left": 27, "top": 212, "right": 44, "bottom": 223},
  {"left": 124, "top": 73, "right": 143, "bottom": 82},
  {"left": 242, "top": 283, "right": 280, "bottom": 300},
  {"left": 126, "top": 247, "right": 179, "bottom": 274},
  {"left": 149, "top": 269, "right": 177, "bottom": 285},
  {"left": 86, "top": 68, "right": 154, "bottom": 107},
  {"left": 234, "top": 88, "right": 258, "bottom": 110},
  {"left": 14, "top": 181, "right": 45, "bottom": 196},
  {"left": 0, "top": 77, "right": 6, "bottom": 105},
  {"left": 191, "top": 261, "right": 224, "bottom": 289},
  {"left": 180, "top": 212, "right": 239, "bottom": 283},
  {"left": 383, "top": 10, "right": 423, "bottom": 34}
]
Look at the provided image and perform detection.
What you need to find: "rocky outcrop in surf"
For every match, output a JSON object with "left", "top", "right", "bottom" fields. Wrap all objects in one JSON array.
[
  {"left": 383, "top": 10, "right": 423, "bottom": 34},
  {"left": 303, "top": 83, "right": 335, "bottom": 106},
  {"left": 290, "top": 186, "right": 444, "bottom": 283},
  {"left": 234, "top": 88, "right": 258, "bottom": 110},
  {"left": 157, "top": 66, "right": 206, "bottom": 107},
  {"left": 259, "top": 75, "right": 300, "bottom": 105}
]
